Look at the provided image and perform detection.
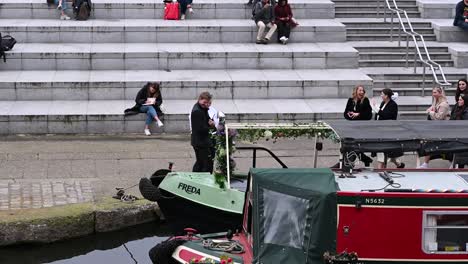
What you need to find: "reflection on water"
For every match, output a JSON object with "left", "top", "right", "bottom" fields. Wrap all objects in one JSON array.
[{"left": 0, "top": 221, "right": 171, "bottom": 264}]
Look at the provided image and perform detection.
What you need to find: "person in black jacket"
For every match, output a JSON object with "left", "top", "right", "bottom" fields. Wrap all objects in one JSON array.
[
  {"left": 343, "top": 85, "right": 373, "bottom": 166},
  {"left": 135, "top": 82, "right": 164, "bottom": 136},
  {"left": 344, "top": 85, "right": 373, "bottom": 120},
  {"left": 371, "top": 88, "right": 405, "bottom": 169},
  {"left": 191, "top": 92, "right": 216, "bottom": 173},
  {"left": 453, "top": 0, "right": 468, "bottom": 31}
]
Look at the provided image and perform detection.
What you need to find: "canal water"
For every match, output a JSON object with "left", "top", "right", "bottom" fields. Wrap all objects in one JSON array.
[{"left": 0, "top": 221, "right": 171, "bottom": 264}]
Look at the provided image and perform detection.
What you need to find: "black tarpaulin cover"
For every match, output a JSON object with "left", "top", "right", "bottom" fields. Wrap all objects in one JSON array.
[
  {"left": 251, "top": 168, "right": 337, "bottom": 264},
  {"left": 327, "top": 120, "right": 468, "bottom": 155}
]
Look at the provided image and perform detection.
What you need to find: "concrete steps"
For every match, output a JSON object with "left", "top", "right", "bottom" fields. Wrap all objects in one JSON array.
[
  {"left": 0, "top": 0, "right": 335, "bottom": 19},
  {"left": 347, "top": 33, "right": 436, "bottom": 41},
  {"left": 336, "top": 10, "right": 420, "bottom": 18},
  {"left": 0, "top": 19, "right": 346, "bottom": 43},
  {"left": 0, "top": 96, "right": 441, "bottom": 134},
  {"left": 0, "top": 42, "right": 359, "bottom": 71},
  {"left": 0, "top": 69, "right": 372, "bottom": 101}
]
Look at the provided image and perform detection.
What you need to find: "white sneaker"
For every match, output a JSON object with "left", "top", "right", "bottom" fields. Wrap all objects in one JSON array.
[
  {"left": 57, "top": 3, "right": 62, "bottom": 10},
  {"left": 417, "top": 163, "right": 428, "bottom": 169},
  {"left": 157, "top": 120, "right": 164, "bottom": 127},
  {"left": 279, "top": 36, "right": 286, "bottom": 42},
  {"left": 189, "top": 7, "right": 194, "bottom": 14},
  {"left": 181, "top": 14, "right": 185, "bottom": 20},
  {"left": 144, "top": 129, "right": 151, "bottom": 136},
  {"left": 60, "top": 14, "right": 71, "bottom": 20},
  {"left": 283, "top": 37, "right": 288, "bottom": 45}
]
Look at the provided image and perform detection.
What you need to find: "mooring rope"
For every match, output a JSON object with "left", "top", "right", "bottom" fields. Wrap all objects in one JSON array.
[{"left": 202, "top": 239, "right": 245, "bottom": 254}]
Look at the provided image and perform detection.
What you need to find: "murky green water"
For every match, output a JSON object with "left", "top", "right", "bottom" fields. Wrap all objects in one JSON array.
[{"left": 0, "top": 222, "right": 171, "bottom": 264}]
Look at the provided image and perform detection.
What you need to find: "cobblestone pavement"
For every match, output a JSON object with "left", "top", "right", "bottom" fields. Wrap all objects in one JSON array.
[{"left": 0, "top": 180, "right": 94, "bottom": 210}]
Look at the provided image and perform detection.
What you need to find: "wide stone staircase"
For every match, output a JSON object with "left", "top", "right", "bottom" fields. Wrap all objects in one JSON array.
[
  {"left": 334, "top": 0, "right": 468, "bottom": 119},
  {"left": 0, "top": 0, "right": 467, "bottom": 134}
]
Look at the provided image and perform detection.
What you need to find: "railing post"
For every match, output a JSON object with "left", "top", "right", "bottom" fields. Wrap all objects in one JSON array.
[
  {"left": 422, "top": 66, "right": 426, "bottom": 97},
  {"left": 390, "top": 13, "right": 394, "bottom": 42},
  {"left": 405, "top": 35, "right": 409, "bottom": 68},
  {"left": 377, "top": 0, "right": 380, "bottom": 17},
  {"left": 398, "top": 22, "right": 402, "bottom": 47},
  {"left": 413, "top": 48, "right": 417, "bottom": 73},
  {"left": 384, "top": 3, "right": 387, "bottom": 23}
]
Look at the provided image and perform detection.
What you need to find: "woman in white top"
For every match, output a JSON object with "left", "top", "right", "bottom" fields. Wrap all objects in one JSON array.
[{"left": 418, "top": 87, "right": 450, "bottom": 169}]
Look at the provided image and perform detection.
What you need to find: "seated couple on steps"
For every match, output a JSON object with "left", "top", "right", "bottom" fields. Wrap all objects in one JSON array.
[
  {"left": 252, "top": 0, "right": 298, "bottom": 45},
  {"left": 454, "top": 0, "right": 468, "bottom": 31}
]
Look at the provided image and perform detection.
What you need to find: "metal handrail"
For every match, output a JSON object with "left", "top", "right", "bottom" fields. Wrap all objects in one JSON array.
[
  {"left": 236, "top": 146, "right": 288, "bottom": 169},
  {"left": 378, "top": 0, "right": 451, "bottom": 96}
]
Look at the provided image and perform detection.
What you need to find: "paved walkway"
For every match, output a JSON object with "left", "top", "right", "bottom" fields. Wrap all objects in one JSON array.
[{"left": 0, "top": 134, "right": 451, "bottom": 211}]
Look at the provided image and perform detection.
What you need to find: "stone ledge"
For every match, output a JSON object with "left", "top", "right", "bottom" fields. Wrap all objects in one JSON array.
[
  {"left": 0, "top": 0, "right": 334, "bottom": 19},
  {"left": 416, "top": 0, "right": 457, "bottom": 19},
  {"left": 0, "top": 19, "right": 347, "bottom": 43},
  {"left": 0, "top": 43, "right": 359, "bottom": 71},
  {"left": 0, "top": 198, "right": 160, "bottom": 246},
  {"left": 432, "top": 19, "right": 468, "bottom": 42}
]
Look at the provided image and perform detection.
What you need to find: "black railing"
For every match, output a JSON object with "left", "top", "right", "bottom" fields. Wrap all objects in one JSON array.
[{"left": 236, "top": 146, "right": 288, "bottom": 169}]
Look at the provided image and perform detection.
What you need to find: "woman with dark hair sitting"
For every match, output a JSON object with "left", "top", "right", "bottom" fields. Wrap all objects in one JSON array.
[
  {"left": 371, "top": 88, "right": 405, "bottom": 169},
  {"left": 451, "top": 94, "right": 468, "bottom": 120},
  {"left": 135, "top": 82, "right": 164, "bottom": 136},
  {"left": 455, "top": 78, "right": 468, "bottom": 102}
]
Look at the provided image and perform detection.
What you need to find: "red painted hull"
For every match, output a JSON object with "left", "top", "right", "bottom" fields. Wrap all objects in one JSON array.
[{"left": 336, "top": 191, "right": 468, "bottom": 263}]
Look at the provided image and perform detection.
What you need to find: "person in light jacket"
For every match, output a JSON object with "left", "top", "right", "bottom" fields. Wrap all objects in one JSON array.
[{"left": 419, "top": 87, "right": 450, "bottom": 169}]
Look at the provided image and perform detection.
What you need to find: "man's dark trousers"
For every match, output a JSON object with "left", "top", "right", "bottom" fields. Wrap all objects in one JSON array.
[{"left": 192, "top": 147, "right": 213, "bottom": 173}]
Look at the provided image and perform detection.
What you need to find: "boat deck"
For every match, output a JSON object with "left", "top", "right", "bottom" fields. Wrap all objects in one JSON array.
[{"left": 335, "top": 170, "right": 468, "bottom": 192}]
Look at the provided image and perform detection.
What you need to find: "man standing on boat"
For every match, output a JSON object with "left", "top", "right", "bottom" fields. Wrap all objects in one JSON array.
[{"left": 191, "top": 92, "right": 216, "bottom": 173}]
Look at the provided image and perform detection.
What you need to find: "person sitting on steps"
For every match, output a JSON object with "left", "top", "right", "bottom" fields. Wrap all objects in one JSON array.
[
  {"left": 274, "top": 0, "right": 294, "bottom": 45},
  {"left": 135, "top": 82, "right": 164, "bottom": 136},
  {"left": 253, "top": 0, "right": 277, "bottom": 44},
  {"left": 55, "top": 0, "right": 71, "bottom": 20},
  {"left": 453, "top": 0, "right": 468, "bottom": 31},
  {"left": 178, "top": 0, "right": 194, "bottom": 20}
]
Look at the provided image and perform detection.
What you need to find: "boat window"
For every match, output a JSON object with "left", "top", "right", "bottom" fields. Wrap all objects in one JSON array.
[
  {"left": 261, "top": 188, "right": 308, "bottom": 249},
  {"left": 423, "top": 211, "right": 468, "bottom": 254}
]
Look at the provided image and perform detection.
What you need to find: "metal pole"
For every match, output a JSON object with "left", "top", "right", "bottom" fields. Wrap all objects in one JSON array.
[
  {"left": 390, "top": 13, "right": 394, "bottom": 42},
  {"left": 252, "top": 149, "right": 257, "bottom": 168},
  {"left": 405, "top": 35, "right": 409, "bottom": 68},
  {"left": 398, "top": 23, "right": 401, "bottom": 47},
  {"left": 313, "top": 135, "right": 318, "bottom": 168},
  {"left": 384, "top": 3, "right": 387, "bottom": 23},
  {"left": 422, "top": 66, "right": 426, "bottom": 97},
  {"left": 225, "top": 124, "right": 231, "bottom": 189},
  {"left": 377, "top": 0, "right": 380, "bottom": 17},
  {"left": 413, "top": 48, "right": 417, "bottom": 73}
]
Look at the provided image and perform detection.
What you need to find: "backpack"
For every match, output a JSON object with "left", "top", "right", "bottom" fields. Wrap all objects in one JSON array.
[
  {"left": 73, "top": 0, "right": 92, "bottom": 20},
  {"left": 0, "top": 33, "right": 17, "bottom": 62}
]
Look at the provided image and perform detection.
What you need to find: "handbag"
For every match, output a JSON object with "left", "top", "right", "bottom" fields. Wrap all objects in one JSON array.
[
  {"left": 159, "top": 103, "right": 166, "bottom": 114},
  {"left": 164, "top": 2, "right": 179, "bottom": 20}
]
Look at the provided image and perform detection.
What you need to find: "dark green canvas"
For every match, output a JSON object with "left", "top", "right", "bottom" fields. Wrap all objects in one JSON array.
[{"left": 251, "top": 168, "right": 337, "bottom": 264}]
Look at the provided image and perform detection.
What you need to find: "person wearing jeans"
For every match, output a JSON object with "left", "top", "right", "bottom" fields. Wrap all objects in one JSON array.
[
  {"left": 453, "top": 0, "right": 468, "bottom": 31},
  {"left": 254, "top": 0, "right": 277, "bottom": 44},
  {"left": 135, "top": 82, "right": 164, "bottom": 136},
  {"left": 55, "top": 0, "right": 71, "bottom": 20}
]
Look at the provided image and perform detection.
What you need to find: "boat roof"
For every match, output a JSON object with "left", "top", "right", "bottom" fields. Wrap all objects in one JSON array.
[
  {"left": 327, "top": 120, "right": 468, "bottom": 155},
  {"left": 336, "top": 170, "right": 468, "bottom": 192}
]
